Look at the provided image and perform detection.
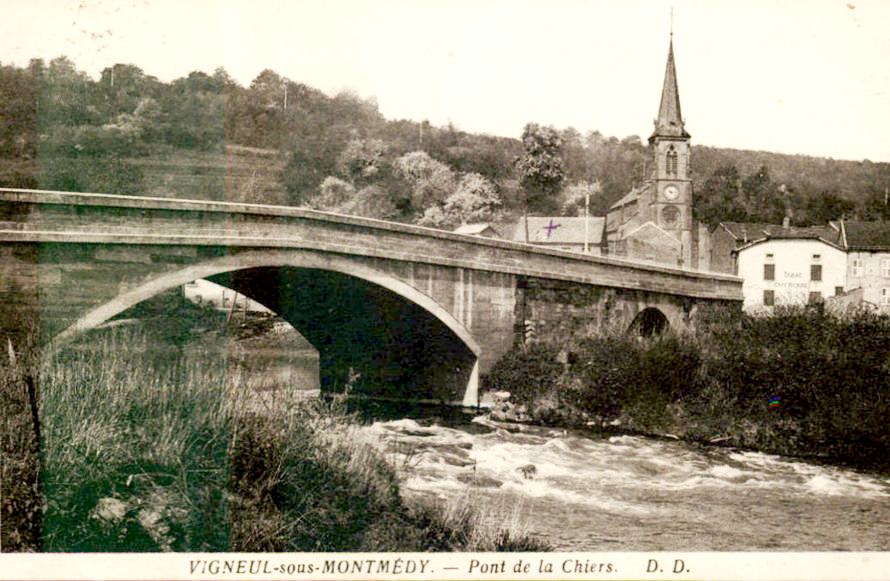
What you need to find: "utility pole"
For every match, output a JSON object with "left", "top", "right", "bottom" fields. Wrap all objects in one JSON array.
[
  {"left": 584, "top": 184, "right": 590, "bottom": 254},
  {"left": 523, "top": 190, "right": 530, "bottom": 243}
]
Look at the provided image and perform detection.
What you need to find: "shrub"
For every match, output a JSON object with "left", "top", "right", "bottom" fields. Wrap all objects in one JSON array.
[
  {"left": 693, "top": 305, "right": 890, "bottom": 466},
  {"left": 561, "top": 336, "right": 640, "bottom": 423},
  {"left": 483, "top": 342, "right": 563, "bottom": 408},
  {"left": 559, "top": 334, "right": 701, "bottom": 429}
]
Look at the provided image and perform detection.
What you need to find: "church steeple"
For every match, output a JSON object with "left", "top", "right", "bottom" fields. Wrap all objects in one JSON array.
[{"left": 650, "top": 36, "right": 690, "bottom": 142}]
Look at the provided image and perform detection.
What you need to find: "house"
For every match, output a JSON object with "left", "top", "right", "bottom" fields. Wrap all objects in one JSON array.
[
  {"left": 838, "top": 221, "right": 890, "bottom": 312},
  {"left": 704, "top": 222, "right": 778, "bottom": 274},
  {"left": 511, "top": 216, "right": 606, "bottom": 255},
  {"left": 733, "top": 224, "right": 846, "bottom": 311},
  {"left": 183, "top": 279, "right": 271, "bottom": 313},
  {"left": 453, "top": 223, "right": 500, "bottom": 238}
]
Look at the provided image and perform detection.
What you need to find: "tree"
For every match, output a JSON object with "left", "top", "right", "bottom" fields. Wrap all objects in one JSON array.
[
  {"left": 393, "top": 151, "right": 456, "bottom": 211},
  {"left": 281, "top": 147, "right": 335, "bottom": 203},
  {"left": 418, "top": 173, "right": 501, "bottom": 229},
  {"left": 859, "top": 189, "right": 890, "bottom": 221},
  {"left": 516, "top": 123, "right": 565, "bottom": 215},
  {"left": 560, "top": 181, "right": 602, "bottom": 216},
  {"left": 336, "top": 138, "right": 387, "bottom": 185},
  {"left": 741, "top": 165, "right": 785, "bottom": 222},
  {"left": 338, "top": 185, "right": 399, "bottom": 220},
  {"left": 694, "top": 164, "right": 748, "bottom": 227},
  {"left": 804, "top": 192, "right": 856, "bottom": 224},
  {"left": 307, "top": 176, "right": 356, "bottom": 210}
]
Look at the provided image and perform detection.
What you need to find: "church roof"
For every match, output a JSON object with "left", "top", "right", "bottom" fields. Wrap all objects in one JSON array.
[
  {"left": 512, "top": 216, "right": 605, "bottom": 246},
  {"left": 609, "top": 184, "right": 650, "bottom": 210},
  {"left": 650, "top": 38, "right": 690, "bottom": 141}
]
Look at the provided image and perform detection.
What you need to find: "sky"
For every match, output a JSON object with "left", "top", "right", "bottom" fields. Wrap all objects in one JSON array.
[{"left": 3, "top": 0, "right": 889, "bottom": 162}]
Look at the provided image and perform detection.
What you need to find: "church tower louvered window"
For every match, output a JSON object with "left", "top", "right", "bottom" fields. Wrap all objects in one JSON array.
[{"left": 666, "top": 146, "right": 678, "bottom": 176}]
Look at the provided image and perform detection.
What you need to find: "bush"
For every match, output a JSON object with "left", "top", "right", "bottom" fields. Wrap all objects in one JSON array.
[
  {"left": 113, "top": 287, "right": 227, "bottom": 345},
  {"left": 484, "top": 342, "right": 563, "bottom": 408},
  {"left": 561, "top": 336, "right": 639, "bottom": 423},
  {"left": 697, "top": 305, "right": 890, "bottom": 465},
  {"left": 559, "top": 334, "right": 701, "bottom": 429},
  {"left": 486, "top": 305, "right": 890, "bottom": 470}
]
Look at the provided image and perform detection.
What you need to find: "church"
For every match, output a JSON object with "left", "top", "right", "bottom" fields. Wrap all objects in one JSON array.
[{"left": 604, "top": 36, "right": 704, "bottom": 269}]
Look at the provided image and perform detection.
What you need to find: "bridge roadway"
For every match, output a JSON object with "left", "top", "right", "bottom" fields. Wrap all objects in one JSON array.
[{"left": 0, "top": 188, "right": 742, "bottom": 405}]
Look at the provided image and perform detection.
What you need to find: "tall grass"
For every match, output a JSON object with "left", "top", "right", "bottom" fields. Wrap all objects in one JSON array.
[
  {"left": 1, "top": 345, "right": 42, "bottom": 552},
  {"left": 40, "top": 329, "right": 234, "bottom": 551},
  {"left": 10, "top": 316, "right": 547, "bottom": 552}
]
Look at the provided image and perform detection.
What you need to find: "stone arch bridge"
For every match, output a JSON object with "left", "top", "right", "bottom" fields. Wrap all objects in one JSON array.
[{"left": 0, "top": 189, "right": 741, "bottom": 405}]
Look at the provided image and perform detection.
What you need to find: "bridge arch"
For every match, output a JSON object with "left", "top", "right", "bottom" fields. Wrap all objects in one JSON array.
[
  {"left": 55, "top": 250, "right": 481, "bottom": 405},
  {"left": 627, "top": 306, "right": 670, "bottom": 337}
]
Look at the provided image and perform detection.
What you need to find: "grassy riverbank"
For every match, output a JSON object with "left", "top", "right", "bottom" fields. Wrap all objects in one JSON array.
[
  {"left": 2, "top": 303, "right": 547, "bottom": 552},
  {"left": 486, "top": 305, "right": 890, "bottom": 472}
]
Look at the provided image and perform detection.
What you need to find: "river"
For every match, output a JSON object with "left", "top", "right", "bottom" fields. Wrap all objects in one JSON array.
[
  {"left": 355, "top": 414, "right": 890, "bottom": 551},
  {"left": 226, "top": 324, "right": 890, "bottom": 551}
]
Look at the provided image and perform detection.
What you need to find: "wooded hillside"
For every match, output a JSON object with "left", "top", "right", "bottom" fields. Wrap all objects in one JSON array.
[{"left": 1, "top": 57, "right": 888, "bottom": 227}]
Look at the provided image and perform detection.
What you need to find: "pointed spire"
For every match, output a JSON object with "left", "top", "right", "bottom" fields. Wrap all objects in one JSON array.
[{"left": 651, "top": 36, "right": 690, "bottom": 141}]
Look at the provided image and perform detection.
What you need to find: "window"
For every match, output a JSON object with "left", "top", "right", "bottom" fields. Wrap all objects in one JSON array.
[
  {"left": 835, "top": 286, "right": 844, "bottom": 296},
  {"left": 764, "top": 263, "right": 775, "bottom": 280},
  {"left": 810, "top": 264, "right": 822, "bottom": 281},
  {"left": 666, "top": 146, "right": 678, "bottom": 176},
  {"left": 852, "top": 258, "right": 864, "bottom": 278},
  {"left": 882, "top": 259, "right": 890, "bottom": 278},
  {"left": 662, "top": 206, "right": 679, "bottom": 226},
  {"left": 812, "top": 254, "right": 821, "bottom": 263},
  {"left": 763, "top": 290, "right": 775, "bottom": 306},
  {"left": 809, "top": 291, "right": 822, "bottom": 304},
  {"left": 883, "top": 288, "right": 890, "bottom": 306}
]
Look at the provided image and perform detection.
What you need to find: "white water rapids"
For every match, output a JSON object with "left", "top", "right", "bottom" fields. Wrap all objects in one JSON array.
[{"left": 358, "top": 416, "right": 890, "bottom": 550}]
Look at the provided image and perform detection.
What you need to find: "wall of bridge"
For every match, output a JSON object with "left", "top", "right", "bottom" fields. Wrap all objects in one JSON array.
[
  {"left": 0, "top": 189, "right": 742, "bottom": 404},
  {"left": 516, "top": 276, "right": 733, "bottom": 346}
]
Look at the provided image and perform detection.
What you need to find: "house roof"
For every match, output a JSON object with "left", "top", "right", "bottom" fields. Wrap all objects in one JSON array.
[
  {"left": 720, "top": 222, "right": 841, "bottom": 247},
  {"left": 841, "top": 221, "right": 890, "bottom": 251},
  {"left": 511, "top": 216, "right": 605, "bottom": 245},
  {"left": 453, "top": 223, "right": 499, "bottom": 236},
  {"left": 730, "top": 222, "right": 844, "bottom": 253}
]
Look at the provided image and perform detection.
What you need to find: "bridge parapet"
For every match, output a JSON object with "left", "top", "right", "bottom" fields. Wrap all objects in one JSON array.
[{"left": 0, "top": 188, "right": 741, "bottom": 301}]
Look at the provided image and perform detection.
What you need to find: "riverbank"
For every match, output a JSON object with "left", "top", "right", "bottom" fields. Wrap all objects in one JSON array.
[
  {"left": 1, "top": 293, "right": 548, "bottom": 552},
  {"left": 484, "top": 304, "right": 890, "bottom": 474}
]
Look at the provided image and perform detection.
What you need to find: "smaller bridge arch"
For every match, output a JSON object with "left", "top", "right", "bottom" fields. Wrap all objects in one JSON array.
[{"left": 628, "top": 307, "right": 670, "bottom": 337}]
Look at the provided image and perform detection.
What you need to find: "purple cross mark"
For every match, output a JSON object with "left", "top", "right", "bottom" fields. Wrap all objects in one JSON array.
[{"left": 543, "top": 219, "right": 561, "bottom": 238}]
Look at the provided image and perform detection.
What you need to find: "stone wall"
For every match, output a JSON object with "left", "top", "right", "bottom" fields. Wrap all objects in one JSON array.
[{"left": 516, "top": 276, "right": 736, "bottom": 348}]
